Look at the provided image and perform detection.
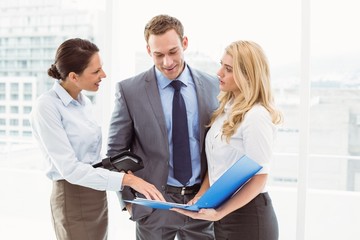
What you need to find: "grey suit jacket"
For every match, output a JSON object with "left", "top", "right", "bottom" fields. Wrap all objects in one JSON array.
[{"left": 107, "top": 65, "right": 219, "bottom": 221}]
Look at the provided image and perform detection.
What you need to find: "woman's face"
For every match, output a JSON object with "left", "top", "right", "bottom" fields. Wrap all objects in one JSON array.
[
  {"left": 76, "top": 52, "right": 106, "bottom": 92},
  {"left": 217, "top": 53, "right": 240, "bottom": 97}
]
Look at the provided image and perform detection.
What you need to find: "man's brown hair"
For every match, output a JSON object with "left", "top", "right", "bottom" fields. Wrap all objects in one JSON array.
[{"left": 144, "top": 14, "right": 184, "bottom": 43}]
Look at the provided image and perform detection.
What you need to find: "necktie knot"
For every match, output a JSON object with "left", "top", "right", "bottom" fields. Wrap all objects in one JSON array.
[{"left": 170, "top": 80, "right": 182, "bottom": 91}]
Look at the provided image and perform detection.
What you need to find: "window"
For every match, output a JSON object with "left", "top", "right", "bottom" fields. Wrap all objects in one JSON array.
[
  {"left": 10, "top": 94, "right": 18, "bottom": 100},
  {"left": 22, "top": 131, "right": 32, "bottom": 137},
  {"left": 10, "top": 83, "right": 19, "bottom": 92},
  {"left": 0, "top": 83, "right": 5, "bottom": 92},
  {"left": 23, "top": 106, "right": 32, "bottom": 114},
  {"left": 18, "top": 60, "right": 27, "bottom": 68},
  {"left": 22, "top": 119, "right": 30, "bottom": 126},
  {"left": 9, "top": 119, "right": 19, "bottom": 126},
  {"left": 10, "top": 106, "right": 19, "bottom": 113},
  {"left": 23, "top": 94, "right": 32, "bottom": 101},
  {"left": 23, "top": 83, "right": 32, "bottom": 93},
  {"left": 9, "top": 130, "right": 19, "bottom": 136}
]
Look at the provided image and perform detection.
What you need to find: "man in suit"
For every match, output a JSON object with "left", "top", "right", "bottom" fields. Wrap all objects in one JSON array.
[{"left": 107, "top": 14, "right": 219, "bottom": 240}]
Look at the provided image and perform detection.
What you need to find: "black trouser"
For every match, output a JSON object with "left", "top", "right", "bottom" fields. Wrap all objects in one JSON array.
[{"left": 214, "top": 192, "right": 279, "bottom": 240}]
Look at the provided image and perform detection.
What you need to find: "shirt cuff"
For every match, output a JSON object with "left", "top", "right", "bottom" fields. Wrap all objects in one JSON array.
[
  {"left": 116, "top": 191, "right": 127, "bottom": 210},
  {"left": 106, "top": 170, "right": 125, "bottom": 191}
]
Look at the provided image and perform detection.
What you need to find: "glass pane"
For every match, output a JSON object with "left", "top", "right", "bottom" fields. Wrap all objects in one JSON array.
[
  {"left": 306, "top": 1, "right": 360, "bottom": 239},
  {"left": 310, "top": 0, "right": 360, "bottom": 192}
]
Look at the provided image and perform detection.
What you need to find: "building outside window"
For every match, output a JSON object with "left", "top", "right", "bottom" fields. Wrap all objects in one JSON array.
[{"left": 10, "top": 106, "right": 18, "bottom": 113}]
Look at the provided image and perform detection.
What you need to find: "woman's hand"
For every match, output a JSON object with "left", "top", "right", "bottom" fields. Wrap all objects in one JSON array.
[
  {"left": 122, "top": 172, "right": 165, "bottom": 201},
  {"left": 187, "top": 195, "right": 201, "bottom": 205},
  {"left": 171, "top": 208, "right": 223, "bottom": 221}
]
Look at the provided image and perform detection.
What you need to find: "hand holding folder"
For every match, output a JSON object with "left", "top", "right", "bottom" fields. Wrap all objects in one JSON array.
[{"left": 125, "top": 155, "right": 262, "bottom": 211}]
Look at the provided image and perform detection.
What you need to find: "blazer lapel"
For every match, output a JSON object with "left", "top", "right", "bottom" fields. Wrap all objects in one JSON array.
[
  {"left": 189, "top": 67, "right": 207, "bottom": 152},
  {"left": 144, "top": 67, "right": 167, "bottom": 136}
]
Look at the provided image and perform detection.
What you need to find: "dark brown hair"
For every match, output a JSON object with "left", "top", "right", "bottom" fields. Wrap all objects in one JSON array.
[
  {"left": 48, "top": 38, "right": 99, "bottom": 80},
  {"left": 144, "top": 14, "right": 184, "bottom": 43}
]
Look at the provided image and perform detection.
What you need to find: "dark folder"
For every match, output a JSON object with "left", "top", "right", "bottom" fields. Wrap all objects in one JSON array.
[
  {"left": 93, "top": 151, "right": 144, "bottom": 173},
  {"left": 125, "top": 155, "right": 262, "bottom": 211}
]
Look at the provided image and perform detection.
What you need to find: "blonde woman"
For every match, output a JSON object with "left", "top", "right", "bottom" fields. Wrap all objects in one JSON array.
[{"left": 172, "top": 40, "right": 281, "bottom": 240}]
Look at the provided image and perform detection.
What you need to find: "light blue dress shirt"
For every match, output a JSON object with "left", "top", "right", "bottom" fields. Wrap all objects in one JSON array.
[
  {"left": 30, "top": 81, "right": 123, "bottom": 191},
  {"left": 155, "top": 66, "right": 201, "bottom": 187}
]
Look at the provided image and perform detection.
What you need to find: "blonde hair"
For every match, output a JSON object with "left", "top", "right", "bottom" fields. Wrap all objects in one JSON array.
[{"left": 209, "top": 40, "right": 283, "bottom": 142}]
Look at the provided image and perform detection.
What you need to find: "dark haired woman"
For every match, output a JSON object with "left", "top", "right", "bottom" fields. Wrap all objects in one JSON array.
[{"left": 30, "top": 38, "right": 164, "bottom": 240}]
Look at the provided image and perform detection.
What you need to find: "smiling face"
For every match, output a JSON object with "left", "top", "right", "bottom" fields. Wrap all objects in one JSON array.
[
  {"left": 217, "top": 53, "right": 240, "bottom": 97},
  {"left": 146, "top": 29, "right": 188, "bottom": 80},
  {"left": 75, "top": 52, "right": 106, "bottom": 92}
]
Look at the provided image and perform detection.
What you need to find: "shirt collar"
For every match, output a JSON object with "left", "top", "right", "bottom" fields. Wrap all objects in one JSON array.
[
  {"left": 155, "top": 63, "right": 191, "bottom": 90},
  {"left": 53, "top": 81, "right": 84, "bottom": 106}
]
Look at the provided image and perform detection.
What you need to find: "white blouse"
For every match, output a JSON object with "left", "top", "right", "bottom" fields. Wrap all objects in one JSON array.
[
  {"left": 205, "top": 103, "right": 276, "bottom": 192},
  {"left": 30, "top": 81, "right": 123, "bottom": 191}
]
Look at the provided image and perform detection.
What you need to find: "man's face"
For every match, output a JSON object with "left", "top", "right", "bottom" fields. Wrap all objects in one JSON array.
[{"left": 147, "top": 29, "right": 188, "bottom": 80}]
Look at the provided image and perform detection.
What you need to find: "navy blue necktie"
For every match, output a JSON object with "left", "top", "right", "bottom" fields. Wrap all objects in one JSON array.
[{"left": 170, "top": 80, "right": 192, "bottom": 185}]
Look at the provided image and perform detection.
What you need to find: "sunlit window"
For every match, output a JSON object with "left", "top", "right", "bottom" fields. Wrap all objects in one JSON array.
[{"left": 0, "top": 0, "right": 359, "bottom": 239}]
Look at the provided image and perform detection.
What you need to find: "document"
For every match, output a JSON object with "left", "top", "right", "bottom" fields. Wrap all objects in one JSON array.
[{"left": 125, "top": 155, "right": 262, "bottom": 211}]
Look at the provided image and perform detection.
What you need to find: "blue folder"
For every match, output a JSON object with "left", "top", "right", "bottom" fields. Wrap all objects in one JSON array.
[{"left": 125, "top": 155, "right": 262, "bottom": 211}]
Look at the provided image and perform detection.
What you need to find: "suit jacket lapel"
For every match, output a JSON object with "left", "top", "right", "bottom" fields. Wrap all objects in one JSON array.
[
  {"left": 189, "top": 67, "right": 207, "bottom": 153},
  {"left": 144, "top": 67, "right": 167, "bottom": 137}
]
